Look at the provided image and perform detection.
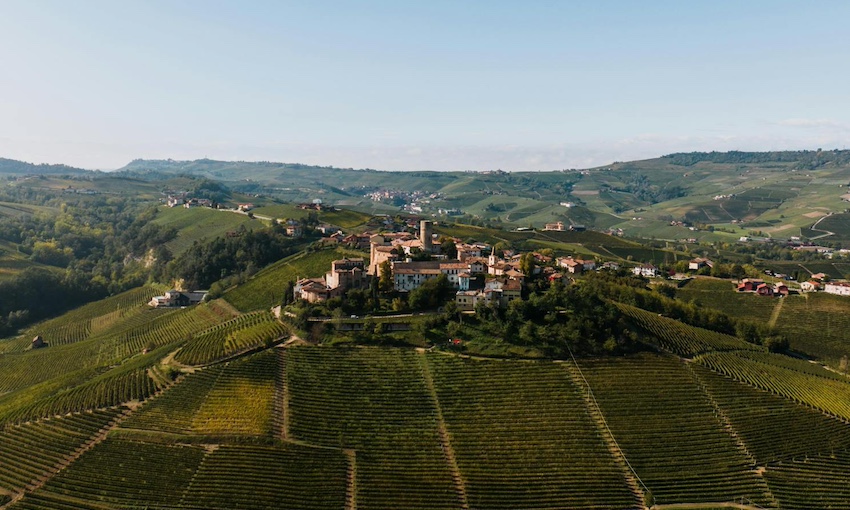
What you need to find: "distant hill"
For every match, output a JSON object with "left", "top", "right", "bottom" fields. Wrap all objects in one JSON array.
[
  {"left": 0, "top": 157, "right": 91, "bottom": 175},
  {"left": 115, "top": 151, "right": 850, "bottom": 243}
]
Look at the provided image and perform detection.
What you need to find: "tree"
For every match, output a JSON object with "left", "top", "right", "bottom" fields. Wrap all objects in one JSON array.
[
  {"left": 378, "top": 260, "right": 393, "bottom": 293},
  {"left": 409, "top": 274, "right": 452, "bottom": 311},
  {"left": 519, "top": 252, "right": 536, "bottom": 277}
]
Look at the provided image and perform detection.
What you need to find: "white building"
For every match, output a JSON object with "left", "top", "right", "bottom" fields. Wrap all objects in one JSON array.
[
  {"left": 632, "top": 264, "right": 659, "bottom": 278},
  {"left": 824, "top": 282, "right": 850, "bottom": 296}
]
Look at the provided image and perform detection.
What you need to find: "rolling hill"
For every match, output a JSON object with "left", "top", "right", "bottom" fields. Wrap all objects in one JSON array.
[
  {"left": 116, "top": 150, "right": 850, "bottom": 245},
  {"left": 0, "top": 241, "right": 848, "bottom": 508}
]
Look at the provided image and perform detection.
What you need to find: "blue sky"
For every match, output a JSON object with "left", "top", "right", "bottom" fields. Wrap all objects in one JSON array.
[{"left": 0, "top": 1, "right": 848, "bottom": 171}]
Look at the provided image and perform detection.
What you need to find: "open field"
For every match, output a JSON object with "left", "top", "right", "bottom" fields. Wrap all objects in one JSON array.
[
  {"left": 224, "top": 248, "right": 358, "bottom": 311},
  {"left": 152, "top": 206, "right": 261, "bottom": 257},
  {"left": 251, "top": 203, "right": 371, "bottom": 228}
]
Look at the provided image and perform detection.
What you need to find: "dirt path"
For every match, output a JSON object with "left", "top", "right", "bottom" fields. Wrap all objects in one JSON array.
[
  {"left": 274, "top": 348, "right": 289, "bottom": 441},
  {"left": 417, "top": 352, "right": 470, "bottom": 510},
  {"left": 809, "top": 212, "right": 835, "bottom": 240},
  {"left": 563, "top": 360, "right": 648, "bottom": 509},
  {"left": 768, "top": 297, "right": 785, "bottom": 329},
  {"left": 344, "top": 449, "right": 357, "bottom": 510}
]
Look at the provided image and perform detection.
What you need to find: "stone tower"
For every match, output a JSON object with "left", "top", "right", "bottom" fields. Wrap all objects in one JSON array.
[{"left": 420, "top": 220, "right": 433, "bottom": 253}]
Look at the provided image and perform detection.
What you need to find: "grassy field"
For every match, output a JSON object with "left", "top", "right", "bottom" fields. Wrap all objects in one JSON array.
[
  {"left": 772, "top": 293, "right": 850, "bottom": 365},
  {"left": 223, "top": 248, "right": 359, "bottom": 312},
  {"left": 152, "top": 206, "right": 261, "bottom": 256},
  {"left": 251, "top": 203, "right": 371, "bottom": 228}
]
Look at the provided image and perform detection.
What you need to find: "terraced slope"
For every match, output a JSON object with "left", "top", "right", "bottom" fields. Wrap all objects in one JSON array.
[
  {"left": 175, "top": 311, "right": 288, "bottom": 365},
  {"left": 18, "top": 438, "right": 205, "bottom": 509},
  {"left": 10, "top": 285, "right": 166, "bottom": 352},
  {"left": 763, "top": 449, "right": 850, "bottom": 509},
  {"left": 697, "top": 350, "right": 850, "bottom": 420},
  {"left": 427, "top": 355, "right": 638, "bottom": 510},
  {"left": 772, "top": 293, "right": 850, "bottom": 366},
  {"left": 122, "top": 351, "right": 277, "bottom": 437},
  {"left": 287, "top": 347, "right": 460, "bottom": 510},
  {"left": 224, "top": 248, "right": 354, "bottom": 312},
  {"left": 179, "top": 444, "right": 348, "bottom": 510},
  {"left": 676, "top": 278, "right": 778, "bottom": 323},
  {"left": 0, "top": 410, "right": 121, "bottom": 497},
  {"left": 692, "top": 364, "right": 850, "bottom": 465},
  {"left": 617, "top": 302, "right": 760, "bottom": 356},
  {"left": 580, "top": 354, "right": 776, "bottom": 507}
]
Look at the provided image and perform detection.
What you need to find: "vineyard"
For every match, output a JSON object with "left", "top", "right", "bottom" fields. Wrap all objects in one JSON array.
[
  {"left": 0, "top": 410, "right": 121, "bottom": 496},
  {"left": 175, "top": 311, "right": 288, "bottom": 365},
  {"left": 763, "top": 449, "right": 850, "bottom": 509},
  {"left": 1, "top": 285, "right": 165, "bottom": 353},
  {"left": 617, "top": 302, "right": 759, "bottom": 356},
  {"left": 690, "top": 365, "right": 850, "bottom": 465},
  {"left": 286, "top": 347, "right": 461, "bottom": 510},
  {"left": 579, "top": 354, "right": 776, "bottom": 507},
  {"left": 770, "top": 292, "right": 850, "bottom": 366},
  {"left": 676, "top": 277, "right": 778, "bottom": 323},
  {"left": 17, "top": 438, "right": 207, "bottom": 509},
  {"left": 121, "top": 351, "right": 276, "bottom": 437},
  {"left": 427, "top": 354, "right": 637, "bottom": 509},
  {"left": 178, "top": 444, "right": 348, "bottom": 510},
  {"left": 696, "top": 350, "right": 850, "bottom": 421},
  {"left": 2, "top": 272, "right": 850, "bottom": 508},
  {"left": 152, "top": 206, "right": 259, "bottom": 257}
]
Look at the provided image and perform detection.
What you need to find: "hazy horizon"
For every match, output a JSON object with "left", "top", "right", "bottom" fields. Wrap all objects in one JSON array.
[{"left": 2, "top": 1, "right": 848, "bottom": 172}]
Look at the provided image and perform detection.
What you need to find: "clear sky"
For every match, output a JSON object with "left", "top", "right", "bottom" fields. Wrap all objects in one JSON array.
[{"left": 1, "top": 1, "right": 848, "bottom": 171}]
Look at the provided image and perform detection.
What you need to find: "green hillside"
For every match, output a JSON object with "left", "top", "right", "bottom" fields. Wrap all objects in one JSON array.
[
  {"left": 3, "top": 152, "right": 850, "bottom": 508},
  {"left": 152, "top": 206, "right": 262, "bottom": 257},
  {"left": 116, "top": 151, "right": 850, "bottom": 245}
]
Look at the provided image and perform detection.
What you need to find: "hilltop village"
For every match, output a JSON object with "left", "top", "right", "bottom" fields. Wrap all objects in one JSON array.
[{"left": 290, "top": 220, "right": 822, "bottom": 320}]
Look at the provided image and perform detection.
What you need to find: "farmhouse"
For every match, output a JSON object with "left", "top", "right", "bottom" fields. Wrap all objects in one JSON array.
[
  {"left": 824, "top": 282, "right": 850, "bottom": 297},
  {"left": 774, "top": 283, "right": 789, "bottom": 296},
  {"left": 632, "top": 264, "right": 659, "bottom": 278},
  {"left": 293, "top": 278, "right": 329, "bottom": 303},
  {"left": 755, "top": 283, "right": 774, "bottom": 297},
  {"left": 800, "top": 280, "right": 821, "bottom": 293},
  {"left": 544, "top": 221, "right": 565, "bottom": 231},
  {"left": 737, "top": 279, "right": 764, "bottom": 292},
  {"left": 557, "top": 256, "right": 595, "bottom": 274},
  {"left": 149, "top": 290, "right": 208, "bottom": 308},
  {"left": 688, "top": 258, "right": 714, "bottom": 271}
]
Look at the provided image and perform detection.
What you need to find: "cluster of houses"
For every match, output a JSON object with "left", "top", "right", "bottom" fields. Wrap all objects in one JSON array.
[
  {"left": 294, "top": 220, "right": 536, "bottom": 310},
  {"left": 736, "top": 273, "right": 850, "bottom": 297},
  {"left": 797, "top": 273, "right": 850, "bottom": 296},
  {"left": 166, "top": 195, "right": 216, "bottom": 208},
  {"left": 737, "top": 278, "right": 790, "bottom": 297}
]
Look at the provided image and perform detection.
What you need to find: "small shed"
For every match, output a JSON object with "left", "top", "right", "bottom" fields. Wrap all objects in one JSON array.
[{"left": 31, "top": 335, "right": 45, "bottom": 349}]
